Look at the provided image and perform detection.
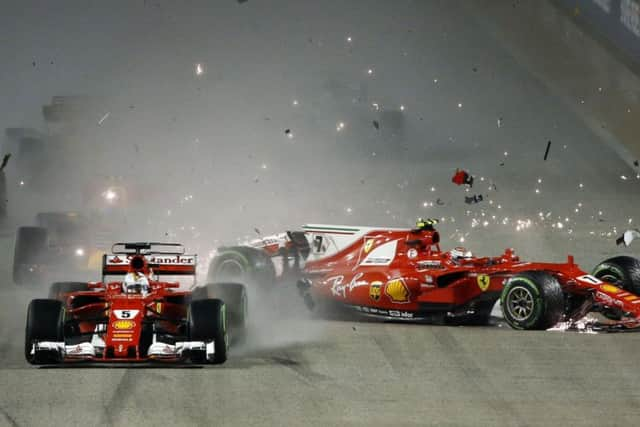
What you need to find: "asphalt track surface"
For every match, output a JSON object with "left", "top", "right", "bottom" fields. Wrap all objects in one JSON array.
[{"left": 2, "top": 1, "right": 640, "bottom": 426}]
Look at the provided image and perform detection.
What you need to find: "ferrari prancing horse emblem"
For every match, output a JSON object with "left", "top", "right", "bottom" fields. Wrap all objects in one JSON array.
[
  {"left": 477, "top": 274, "right": 490, "bottom": 292},
  {"left": 364, "top": 238, "right": 375, "bottom": 253}
]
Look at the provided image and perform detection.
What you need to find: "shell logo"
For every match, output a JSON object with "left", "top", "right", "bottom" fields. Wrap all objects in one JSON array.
[
  {"left": 385, "top": 279, "right": 410, "bottom": 303},
  {"left": 601, "top": 284, "right": 621, "bottom": 294},
  {"left": 113, "top": 320, "right": 135, "bottom": 330}
]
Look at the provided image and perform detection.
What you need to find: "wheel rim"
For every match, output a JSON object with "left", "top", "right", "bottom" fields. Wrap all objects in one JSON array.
[
  {"left": 600, "top": 273, "right": 622, "bottom": 287},
  {"left": 217, "top": 259, "right": 244, "bottom": 280},
  {"left": 506, "top": 285, "right": 535, "bottom": 321}
]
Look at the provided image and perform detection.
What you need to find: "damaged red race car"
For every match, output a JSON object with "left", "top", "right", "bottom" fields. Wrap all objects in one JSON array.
[
  {"left": 208, "top": 219, "right": 640, "bottom": 331},
  {"left": 25, "top": 242, "right": 247, "bottom": 365}
]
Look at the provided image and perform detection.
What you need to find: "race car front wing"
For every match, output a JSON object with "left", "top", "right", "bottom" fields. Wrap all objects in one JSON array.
[{"left": 29, "top": 340, "right": 217, "bottom": 362}]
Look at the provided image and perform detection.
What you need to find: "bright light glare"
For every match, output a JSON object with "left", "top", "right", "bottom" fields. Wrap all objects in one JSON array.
[{"left": 103, "top": 189, "right": 118, "bottom": 202}]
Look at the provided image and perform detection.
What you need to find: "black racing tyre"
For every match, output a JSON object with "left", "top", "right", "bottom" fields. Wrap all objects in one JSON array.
[
  {"left": 25, "top": 299, "right": 65, "bottom": 365},
  {"left": 208, "top": 246, "right": 275, "bottom": 289},
  {"left": 592, "top": 256, "right": 640, "bottom": 296},
  {"left": 500, "top": 271, "right": 564, "bottom": 330},
  {"left": 445, "top": 299, "right": 496, "bottom": 326},
  {"left": 48, "top": 282, "right": 88, "bottom": 301},
  {"left": 188, "top": 299, "right": 228, "bottom": 364},
  {"left": 193, "top": 283, "right": 247, "bottom": 333},
  {"left": 13, "top": 226, "right": 47, "bottom": 285}
]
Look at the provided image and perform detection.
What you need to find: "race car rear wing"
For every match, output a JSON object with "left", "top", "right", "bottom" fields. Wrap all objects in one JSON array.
[
  {"left": 111, "top": 242, "right": 185, "bottom": 255},
  {"left": 102, "top": 242, "right": 197, "bottom": 279}
]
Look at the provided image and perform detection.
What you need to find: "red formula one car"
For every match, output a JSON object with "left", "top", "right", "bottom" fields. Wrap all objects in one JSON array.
[
  {"left": 25, "top": 242, "right": 247, "bottom": 365},
  {"left": 209, "top": 219, "right": 640, "bottom": 331}
]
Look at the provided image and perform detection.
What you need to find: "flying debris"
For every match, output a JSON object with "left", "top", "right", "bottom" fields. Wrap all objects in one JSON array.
[
  {"left": 544, "top": 140, "right": 552, "bottom": 161},
  {"left": 465, "top": 195, "right": 484, "bottom": 204},
  {"left": 436, "top": 198, "right": 445, "bottom": 206},
  {"left": 0, "top": 154, "right": 11, "bottom": 171},
  {"left": 634, "top": 160, "right": 639, "bottom": 167},
  {"left": 452, "top": 169, "right": 474, "bottom": 187},
  {"left": 98, "top": 112, "right": 110, "bottom": 126},
  {"left": 497, "top": 117, "right": 503, "bottom": 128},
  {"left": 372, "top": 120, "right": 379, "bottom": 130},
  {"left": 616, "top": 229, "right": 640, "bottom": 247}
]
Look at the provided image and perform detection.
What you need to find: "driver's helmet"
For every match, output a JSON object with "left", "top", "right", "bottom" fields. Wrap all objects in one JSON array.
[
  {"left": 416, "top": 217, "right": 438, "bottom": 231},
  {"left": 449, "top": 246, "right": 473, "bottom": 260},
  {"left": 122, "top": 272, "right": 150, "bottom": 295}
]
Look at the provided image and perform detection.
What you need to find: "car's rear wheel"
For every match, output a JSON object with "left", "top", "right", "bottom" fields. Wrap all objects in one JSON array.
[
  {"left": 208, "top": 247, "right": 275, "bottom": 289},
  {"left": 48, "top": 282, "right": 88, "bottom": 301},
  {"left": 500, "top": 271, "right": 564, "bottom": 330},
  {"left": 592, "top": 256, "right": 640, "bottom": 296},
  {"left": 188, "top": 299, "right": 227, "bottom": 364},
  {"left": 13, "top": 227, "right": 48, "bottom": 286},
  {"left": 25, "top": 299, "right": 64, "bottom": 365}
]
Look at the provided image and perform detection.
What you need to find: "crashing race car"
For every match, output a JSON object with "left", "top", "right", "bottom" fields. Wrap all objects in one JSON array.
[
  {"left": 12, "top": 203, "right": 137, "bottom": 286},
  {"left": 208, "top": 219, "right": 640, "bottom": 331},
  {"left": 13, "top": 211, "right": 112, "bottom": 285},
  {"left": 25, "top": 242, "right": 247, "bottom": 365}
]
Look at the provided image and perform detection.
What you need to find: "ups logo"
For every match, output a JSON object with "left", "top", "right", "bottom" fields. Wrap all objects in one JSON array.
[{"left": 369, "top": 281, "right": 382, "bottom": 301}]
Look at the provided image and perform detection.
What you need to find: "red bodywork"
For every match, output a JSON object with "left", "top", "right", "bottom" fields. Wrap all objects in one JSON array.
[
  {"left": 298, "top": 227, "right": 640, "bottom": 325},
  {"left": 60, "top": 251, "right": 196, "bottom": 362}
]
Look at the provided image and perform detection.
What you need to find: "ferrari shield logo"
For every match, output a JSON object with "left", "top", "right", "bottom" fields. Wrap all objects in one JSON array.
[
  {"left": 385, "top": 279, "right": 410, "bottom": 303},
  {"left": 364, "top": 238, "right": 375, "bottom": 253},
  {"left": 369, "top": 281, "right": 382, "bottom": 301},
  {"left": 477, "top": 274, "right": 490, "bottom": 292}
]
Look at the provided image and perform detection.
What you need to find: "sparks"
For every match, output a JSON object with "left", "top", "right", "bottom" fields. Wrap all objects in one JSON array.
[{"left": 195, "top": 63, "right": 204, "bottom": 76}]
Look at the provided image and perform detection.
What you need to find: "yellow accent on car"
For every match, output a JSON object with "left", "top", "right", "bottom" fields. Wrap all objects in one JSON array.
[
  {"left": 385, "top": 279, "right": 410, "bottom": 303},
  {"left": 477, "top": 274, "right": 491, "bottom": 292}
]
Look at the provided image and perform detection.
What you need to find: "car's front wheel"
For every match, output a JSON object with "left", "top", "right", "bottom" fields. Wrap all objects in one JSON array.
[
  {"left": 188, "top": 299, "right": 228, "bottom": 364},
  {"left": 25, "top": 299, "right": 65, "bottom": 365},
  {"left": 592, "top": 256, "right": 640, "bottom": 295},
  {"left": 500, "top": 271, "right": 564, "bottom": 330}
]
